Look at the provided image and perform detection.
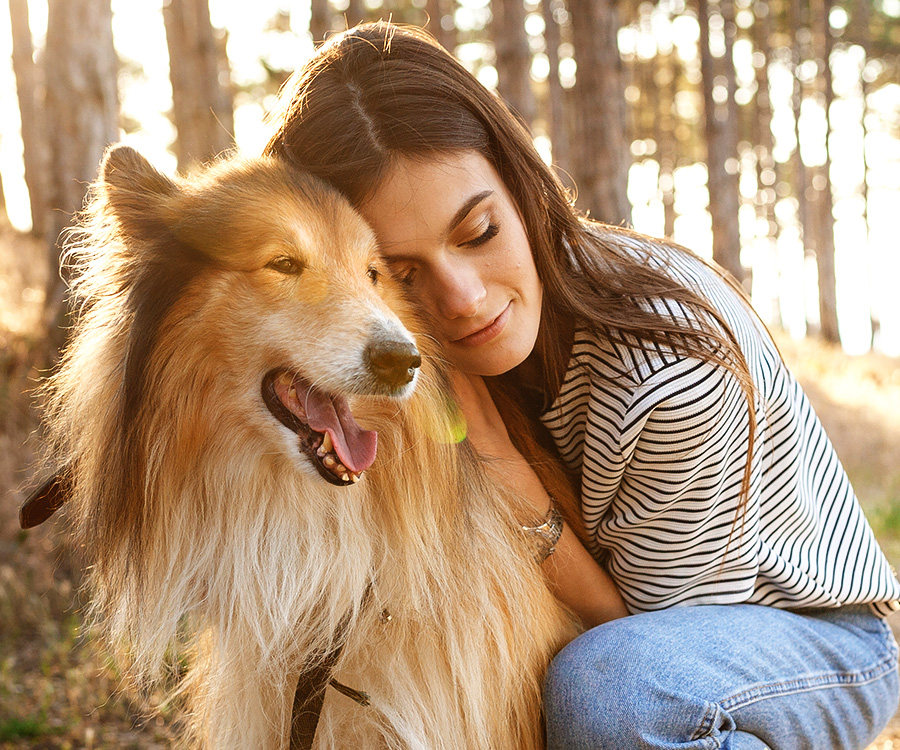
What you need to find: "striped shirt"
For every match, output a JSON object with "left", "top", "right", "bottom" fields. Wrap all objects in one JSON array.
[{"left": 541, "top": 239, "right": 900, "bottom": 616}]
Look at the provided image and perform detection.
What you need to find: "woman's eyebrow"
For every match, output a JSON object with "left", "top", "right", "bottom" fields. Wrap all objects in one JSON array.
[{"left": 448, "top": 190, "right": 493, "bottom": 233}]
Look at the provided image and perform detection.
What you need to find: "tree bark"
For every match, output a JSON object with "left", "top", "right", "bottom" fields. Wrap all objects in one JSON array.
[
  {"left": 425, "top": 0, "right": 456, "bottom": 53},
  {"left": 43, "top": 0, "right": 120, "bottom": 342},
  {"left": 310, "top": 0, "right": 330, "bottom": 45},
  {"left": 492, "top": 0, "right": 536, "bottom": 127},
  {"left": 44, "top": 2, "right": 118, "bottom": 261},
  {"left": 812, "top": 0, "right": 839, "bottom": 343},
  {"left": 8, "top": 0, "right": 48, "bottom": 237},
  {"left": 654, "top": 45, "right": 677, "bottom": 239},
  {"left": 567, "top": 0, "right": 631, "bottom": 224},
  {"left": 345, "top": 0, "right": 365, "bottom": 28},
  {"left": 163, "top": 0, "right": 235, "bottom": 172},
  {"left": 698, "top": 0, "right": 743, "bottom": 282},
  {"left": 855, "top": 0, "right": 877, "bottom": 346},
  {"left": 751, "top": 2, "right": 781, "bottom": 323},
  {"left": 542, "top": 0, "right": 571, "bottom": 187},
  {"left": 789, "top": 0, "right": 810, "bottom": 264}
]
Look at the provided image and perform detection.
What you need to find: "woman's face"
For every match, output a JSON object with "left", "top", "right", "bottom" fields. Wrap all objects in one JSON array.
[{"left": 358, "top": 151, "right": 542, "bottom": 377}]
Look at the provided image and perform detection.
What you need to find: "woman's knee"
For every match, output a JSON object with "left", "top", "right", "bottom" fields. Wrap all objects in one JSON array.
[{"left": 543, "top": 619, "right": 660, "bottom": 747}]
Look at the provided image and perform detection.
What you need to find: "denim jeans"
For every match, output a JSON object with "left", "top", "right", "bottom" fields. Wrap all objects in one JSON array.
[{"left": 543, "top": 604, "right": 899, "bottom": 749}]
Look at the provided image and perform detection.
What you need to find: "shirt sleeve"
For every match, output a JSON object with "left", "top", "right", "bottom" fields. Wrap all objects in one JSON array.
[{"left": 582, "top": 355, "right": 763, "bottom": 613}]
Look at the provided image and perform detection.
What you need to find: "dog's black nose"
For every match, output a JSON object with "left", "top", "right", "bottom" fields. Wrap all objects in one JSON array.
[{"left": 365, "top": 340, "right": 421, "bottom": 389}]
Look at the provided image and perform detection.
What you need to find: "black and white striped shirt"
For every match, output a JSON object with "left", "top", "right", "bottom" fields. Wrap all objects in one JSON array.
[{"left": 541, "top": 240, "right": 900, "bottom": 616}]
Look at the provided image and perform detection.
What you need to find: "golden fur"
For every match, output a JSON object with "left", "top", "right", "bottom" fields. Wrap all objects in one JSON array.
[{"left": 40, "top": 145, "right": 575, "bottom": 749}]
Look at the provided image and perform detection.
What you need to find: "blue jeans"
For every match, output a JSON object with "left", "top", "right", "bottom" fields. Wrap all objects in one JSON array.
[{"left": 543, "top": 604, "right": 899, "bottom": 749}]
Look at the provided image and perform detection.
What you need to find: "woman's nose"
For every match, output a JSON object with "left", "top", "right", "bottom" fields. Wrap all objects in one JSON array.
[{"left": 430, "top": 260, "right": 487, "bottom": 320}]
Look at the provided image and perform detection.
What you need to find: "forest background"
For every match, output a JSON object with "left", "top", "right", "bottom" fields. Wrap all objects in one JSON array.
[{"left": 0, "top": 0, "right": 899, "bottom": 747}]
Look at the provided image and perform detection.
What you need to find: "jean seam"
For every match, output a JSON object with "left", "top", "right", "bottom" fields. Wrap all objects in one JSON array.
[
  {"left": 719, "top": 651, "right": 899, "bottom": 712},
  {"left": 688, "top": 702, "right": 722, "bottom": 744}
]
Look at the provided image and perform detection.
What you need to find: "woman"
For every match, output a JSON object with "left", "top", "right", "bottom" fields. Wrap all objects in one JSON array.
[{"left": 265, "top": 22, "right": 900, "bottom": 749}]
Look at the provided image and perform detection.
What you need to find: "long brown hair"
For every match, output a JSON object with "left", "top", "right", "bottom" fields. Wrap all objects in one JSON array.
[{"left": 264, "top": 21, "right": 757, "bottom": 526}]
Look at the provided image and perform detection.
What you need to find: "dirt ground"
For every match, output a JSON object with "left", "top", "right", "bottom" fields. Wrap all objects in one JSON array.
[{"left": 1, "top": 220, "right": 900, "bottom": 747}]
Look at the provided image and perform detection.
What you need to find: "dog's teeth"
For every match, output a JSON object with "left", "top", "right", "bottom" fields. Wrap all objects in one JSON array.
[
  {"left": 316, "top": 444, "right": 326, "bottom": 457},
  {"left": 350, "top": 472, "right": 361, "bottom": 483},
  {"left": 323, "top": 455, "right": 336, "bottom": 468},
  {"left": 334, "top": 462, "right": 346, "bottom": 475},
  {"left": 321, "top": 432, "right": 333, "bottom": 453},
  {"left": 341, "top": 472, "right": 350, "bottom": 482}
]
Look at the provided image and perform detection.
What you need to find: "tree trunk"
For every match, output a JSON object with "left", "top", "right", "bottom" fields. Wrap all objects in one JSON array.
[
  {"left": 43, "top": 0, "right": 119, "bottom": 342},
  {"left": 8, "top": 0, "right": 48, "bottom": 237},
  {"left": 812, "top": 0, "right": 839, "bottom": 343},
  {"left": 567, "top": 0, "right": 631, "bottom": 224},
  {"left": 425, "top": 0, "right": 456, "bottom": 52},
  {"left": 751, "top": 2, "right": 781, "bottom": 323},
  {"left": 163, "top": 0, "right": 235, "bottom": 172},
  {"left": 698, "top": 0, "right": 743, "bottom": 282},
  {"left": 654, "top": 46, "right": 677, "bottom": 239},
  {"left": 492, "top": 0, "right": 536, "bottom": 127},
  {"left": 856, "top": 0, "right": 877, "bottom": 346},
  {"left": 345, "top": 0, "right": 365, "bottom": 28},
  {"left": 789, "top": 0, "right": 810, "bottom": 264},
  {"left": 310, "top": 0, "right": 330, "bottom": 45},
  {"left": 542, "top": 0, "right": 571, "bottom": 187}
]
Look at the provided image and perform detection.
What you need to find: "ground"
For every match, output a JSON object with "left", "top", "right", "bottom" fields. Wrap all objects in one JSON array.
[{"left": 1, "top": 221, "right": 899, "bottom": 747}]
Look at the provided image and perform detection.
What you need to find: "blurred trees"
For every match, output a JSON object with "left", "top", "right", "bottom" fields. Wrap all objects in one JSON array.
[
  {"left": 163, "top": 0, "right": 235, "bottom": 171},
  {"left": 698, "top": 0, "right": 742, "bottom": 281},
  {"left": 568, "top": 0, "right": 631, "bottom": 224},
  {"left": 8, "top": 0, "right": 46, "bottom": 238},
  {"left": 492, "top": 0, "right": 536, "bottom": 125},
  {"left": 2, "top": 0, "right": 900, "bottom": 351},
  {"left": 43, "top": 0, "right": 119, "bottom": 330}
]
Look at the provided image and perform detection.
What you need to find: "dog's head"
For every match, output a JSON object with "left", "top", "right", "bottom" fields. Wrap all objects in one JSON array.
[
  {"left": 27, "top": 146, "right": 433, "bottom": 530},
  {"left": 102, "top": 145, "right": 426, "bottom": 485}
]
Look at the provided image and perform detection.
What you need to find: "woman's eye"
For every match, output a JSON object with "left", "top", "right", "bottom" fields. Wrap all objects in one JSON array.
[
  {"left": 266, "top": 256, "right": 304, "bottom": 275},
  {"left": 463, "top": 222, "right": 500, "bottom": 248},
  {"left": 396, "top": 267, "right": 417, "bottom": 287},
  {"left": 367, "top": 266, "right": 379, "bottom": 285}
]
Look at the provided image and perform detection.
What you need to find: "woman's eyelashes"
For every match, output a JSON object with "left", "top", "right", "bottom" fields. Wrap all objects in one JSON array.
[
  {"left": 462, "top": 220, "right": 500, "bottom": 248},
  {"left": 385, "top": 219, "right": 501, "bottom": 286}
]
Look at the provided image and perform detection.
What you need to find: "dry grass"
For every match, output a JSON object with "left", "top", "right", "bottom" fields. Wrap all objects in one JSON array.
[
  {"left": 0, "top": 223, "right": 180, "bottom": 748},
  {"left": 1, "top": 220, "right": 899, "bottom": 747}
]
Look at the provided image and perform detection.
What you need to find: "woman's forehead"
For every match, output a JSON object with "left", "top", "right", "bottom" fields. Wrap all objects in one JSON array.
[{"left": 365, "top": 151, "right": 501, "bottom": 214}]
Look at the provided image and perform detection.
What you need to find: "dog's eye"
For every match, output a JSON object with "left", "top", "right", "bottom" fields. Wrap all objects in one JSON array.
[
  {"left": 367, "top": 266, "right": 379, "bottom": 285},
  {"left": 266, "top": 256, "right": 304, "bottom": 275}
]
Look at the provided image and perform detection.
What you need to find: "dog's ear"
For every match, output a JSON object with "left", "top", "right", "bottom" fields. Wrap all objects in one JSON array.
[{"left": 98, "top": 145, "right": 178, "bottom": 243}]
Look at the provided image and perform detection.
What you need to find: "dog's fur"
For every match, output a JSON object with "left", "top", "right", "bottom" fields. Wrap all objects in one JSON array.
[{"left": 39, "top": 146, "right": 574, "bottom": 749}]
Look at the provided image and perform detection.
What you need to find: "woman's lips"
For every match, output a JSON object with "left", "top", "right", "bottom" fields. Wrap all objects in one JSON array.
[{"left": 451, "top": 303, "right": 511, "bottom": 348}]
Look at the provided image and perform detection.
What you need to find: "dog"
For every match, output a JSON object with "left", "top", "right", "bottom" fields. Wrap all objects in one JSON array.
[{"left": 31, "top": 145, "right": 575, "bottom": 749}]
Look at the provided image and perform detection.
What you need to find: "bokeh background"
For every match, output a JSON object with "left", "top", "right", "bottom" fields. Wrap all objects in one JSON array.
[{"left": 0, "top": 1, "right": 899, "bottom": 747}]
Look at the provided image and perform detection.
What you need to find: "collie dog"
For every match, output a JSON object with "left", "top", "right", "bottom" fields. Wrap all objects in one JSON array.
[{"left": 36, "top": 146, "right": 574, "bottom": 749}]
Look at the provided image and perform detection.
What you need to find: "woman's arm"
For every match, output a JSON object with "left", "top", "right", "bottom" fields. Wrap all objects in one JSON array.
[{"left": 450, "top": 372, "right": 629, "bottom": 628}]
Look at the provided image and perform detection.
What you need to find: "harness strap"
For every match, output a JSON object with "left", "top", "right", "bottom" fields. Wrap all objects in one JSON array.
[
  {"left": 290, "top": 655, "right": 337, "bottom": 750},
  {"left": 289, "top": 587, "right": 372, "bottom": 750}
]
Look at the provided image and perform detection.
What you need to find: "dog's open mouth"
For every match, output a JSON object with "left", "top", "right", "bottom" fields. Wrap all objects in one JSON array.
[{"left": 262, "top": 370, "right": 377, "bottom": 486}]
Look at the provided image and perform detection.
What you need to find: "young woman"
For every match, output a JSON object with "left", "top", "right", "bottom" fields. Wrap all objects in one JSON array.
[{"left": 264, "top": 22, "right": 900, "bottom": 749}]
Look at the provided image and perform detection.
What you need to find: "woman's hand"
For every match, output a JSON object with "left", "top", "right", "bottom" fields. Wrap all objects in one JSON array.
[{"left": 449, "top": 370, "right": 629, "bottom": 628}]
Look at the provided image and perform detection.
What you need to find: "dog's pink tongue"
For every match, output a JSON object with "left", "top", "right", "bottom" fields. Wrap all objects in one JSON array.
[{"left": 305, "top": 389, "right": 377, "bottom": 473}]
